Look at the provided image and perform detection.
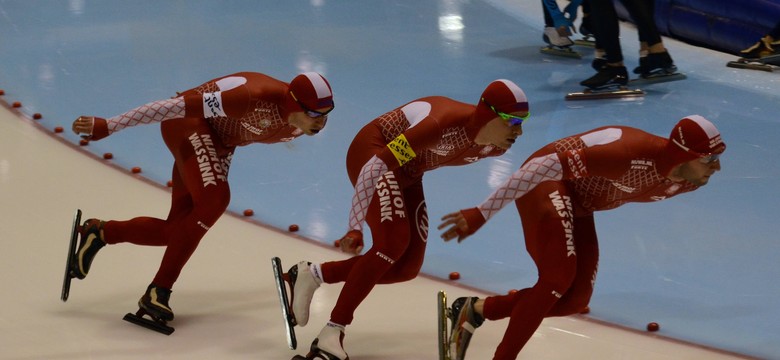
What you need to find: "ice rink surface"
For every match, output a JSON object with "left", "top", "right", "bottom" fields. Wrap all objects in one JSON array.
[{"left": 0, "top": 0, "right": 777, "bottom": 358}]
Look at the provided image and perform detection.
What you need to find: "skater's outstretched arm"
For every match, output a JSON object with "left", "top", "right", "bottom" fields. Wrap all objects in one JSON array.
[
  {"left": 438, "top": 153, "right": 563, "bottom": 242},
  {"left": 71, "top": 84, "right": 253, "bottom": 140},
  {"left": 71, "top": 97, "right": 185, "bottom": 140}
]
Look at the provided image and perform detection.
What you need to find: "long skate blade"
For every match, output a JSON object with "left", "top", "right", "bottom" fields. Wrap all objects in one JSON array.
[
  {"left": 123, "top": 311, "right": 175, "bottom": 335},
  {"left": 61, "top": 209, "right": 82, "bottom": 302},
  {"left": 726, "top": 60, "right": 775, "bottom": 72},
  {"left": 540, "top": 46, "right": 582, "bottom": 59},
  {"left": 272, "top": 257, "right": 297, "bottom": 350},
  {"left": 437, "top": 290, "right": 450, "bottom": 360},
  {"left": 630, "top": 73, "right": 687, "bottom": 86},
  {"left": 761, "top": 54, "right": 780, "bottom": 66},
  {"left": 573, "top": 38, "right": 595, "bottom": 47},
  {"left": 565, "top": 88, "right": 645, "bottom": 101}
]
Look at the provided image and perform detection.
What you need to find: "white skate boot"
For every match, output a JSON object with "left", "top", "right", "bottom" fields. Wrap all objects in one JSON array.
[
  {"left": 541, "top": 27, "right": 580, "bottom": 58},
  {"left": 310, "top": 323, "right": 349, "bottom": 360},
  {"left": 543, "top": 26, "right": 574, "bottom": 47},
  {"left": 290, "top": 261, "right": 321, "bottom": 326}
]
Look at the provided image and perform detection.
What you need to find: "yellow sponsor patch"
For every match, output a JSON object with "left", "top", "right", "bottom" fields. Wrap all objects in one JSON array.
[{"left": 387, "top": 134, "right": 416, "bottom": 166}]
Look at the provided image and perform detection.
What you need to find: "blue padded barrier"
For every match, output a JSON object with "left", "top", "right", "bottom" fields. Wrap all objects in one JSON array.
[{"left": 614, "top": 0, "right": 780, "bottom": 55}]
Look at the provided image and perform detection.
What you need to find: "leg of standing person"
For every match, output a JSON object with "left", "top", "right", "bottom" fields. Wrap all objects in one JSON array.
[
  {"left": 579, "top": 0, "right": 594, "bottom": 38},
  {"left": 619, "top": 0, "right": 676, "bottom": 75},
  {"left": 580, "top": 0, "right": 629, "bottom": 88}
]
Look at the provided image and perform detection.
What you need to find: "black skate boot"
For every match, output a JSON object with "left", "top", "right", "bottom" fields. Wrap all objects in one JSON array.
[
  {"left": 449, "top": 297, "right": 485, "bottom": 360},
  {"left": 580, "top": 65, "right": 628, "bottom": 90},
  {"left": 591, "top": 49, "right": 607, "bottom": 71},
  {"left": 69, "top": 219, "right": 106, "bottom": 279},
  {"left": 633, "top": 50, "right": 649, "bottom": 74},
  {"left": 740, "top": 36, "right": 777, "bottom": 59},
  {"left": 638, "top": 51, "right": 677, "bottom": 79},
  {"left": 139, "top": 284, "right": 174, "bottom": 321},
  {"left": 591, "top": 57, "right": 607, "bottom": 71}
]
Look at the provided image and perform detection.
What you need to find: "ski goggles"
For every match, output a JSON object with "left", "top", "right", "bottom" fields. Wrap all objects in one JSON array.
[
  {"left": 482, "top": 98, "right": 529, "bottom": 126},
  {"left": 290, "top": 91, "right": 334, "bottom": 118},
  {"left": 699, "top": 153, "right": 721, "bottom": 164}
]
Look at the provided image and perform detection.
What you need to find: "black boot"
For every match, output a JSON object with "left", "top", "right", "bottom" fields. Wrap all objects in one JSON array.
[
  {"left": 580, "top": 65, "right": 628, "bottom": 90},
  {"left": 139, "top": 284, "right": 174, "bottom": 321},
  {"left": 639, "top": 52, "right": 677, "bottom": 78},
  {"left": 70, "top": 219, "right": 106, "bottom": 279}
]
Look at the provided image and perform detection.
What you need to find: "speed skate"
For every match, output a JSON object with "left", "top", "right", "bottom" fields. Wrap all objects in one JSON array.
[
  {"left": 566, "top": 72, "right": 686, "bottom": 100},
  {"left": 540, "top": 45, "right": 582, "bottom": 59},
  {"left": 727, "top": 54, "right": 780, "bottom": 72},
  {"left": 272, "top": 256, "right": 298, "bottom": 350},
  {"left": 122, "top": 308, "right": 175, "bottom": 335},
  {"left": 629, "top": 72, "right": 687, "bottom": 86},
  {"left": 60, "top": 209, "right": 82, "bottom": 302},
  {"left": 565, "top": 86, "right": 645, "bottom": 100}
]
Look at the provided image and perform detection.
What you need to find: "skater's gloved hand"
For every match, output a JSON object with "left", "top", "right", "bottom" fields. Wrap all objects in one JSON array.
[
  {"left": 72, "top": 116, "right": 109, "bottom": 141},
  {"left": 438, "top": 208, "right": 486, "bottom": 243},
  {"left": 337, "top": 230, "right": 364, "bottom": 255}
]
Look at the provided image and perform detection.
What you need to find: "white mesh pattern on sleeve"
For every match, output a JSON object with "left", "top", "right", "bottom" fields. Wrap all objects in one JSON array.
[
  {"left": 478, "top": 153, "right": 564, "bottom": 221},
  {"left": 106, "top": 98, "right": 186, "bottom": 134},
  {"left": 348, "top": 155, "right": 389, "bottom": 231}
]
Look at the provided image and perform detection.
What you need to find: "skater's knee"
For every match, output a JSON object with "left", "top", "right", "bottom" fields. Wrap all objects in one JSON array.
[
  {"left": 194, "top": 193, "right": 230, "bottom": 223},
  {"left": 536, "top": 274, "right": 577, "bottom": 302},
  {"left": 382, "top": 262, "right": 421, "bottom": 283},
  {"left": 548, "top": 295, "right": 590, "bottom": 316}
]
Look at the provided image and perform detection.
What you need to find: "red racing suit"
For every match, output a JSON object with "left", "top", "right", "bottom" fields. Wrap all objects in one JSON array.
[
  {"left": 322, "top": 97, "right": 506, "bottom": 326},
  {"left": 461, "top": 126, "right": 700, "bottom": 359},
  {"left": 99, "top": 72, "right": 305, "bottom": 289}
]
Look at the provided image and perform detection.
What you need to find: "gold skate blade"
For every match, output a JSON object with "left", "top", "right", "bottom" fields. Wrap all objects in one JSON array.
[
  {"left": 437, "top": 290, "right": 451, "bottom": 360},
  {"left": 540, "top": 46, "right": 582, "bottom": 59},
  {"left": 727, "top": 60, "right": 775, "bottom": 72}
]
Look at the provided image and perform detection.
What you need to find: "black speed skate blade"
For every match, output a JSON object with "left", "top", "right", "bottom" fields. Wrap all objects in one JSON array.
[
  {"left": 565, "top": 87, "right": 645, "bottom": 101},
  {"left": 438, "top": 290, "right": 451, "bottom": 360},
  {"left": 61, "top": 209, "right": 82, "bottom": 302},
  {"left": 272, "top": 257, "right": 298, "bottom": 350},
  {"left": 727, "top": 58, "right": 776, "bottom": 72},
  {"left": 123, "top": 309, "right": 175, "bottom": 335},
  {"left": 630, "top": 72, "right": 687, "bottom": 86},
  {"left": 540, "top": 46, "right": 582, "bottom": 59}
]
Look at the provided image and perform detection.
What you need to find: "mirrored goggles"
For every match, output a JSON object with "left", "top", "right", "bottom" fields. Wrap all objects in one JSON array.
[
  {"left": 699, "top": 153, "right": 721, "bottom": 164},
  {"left": 290, "top": 91, "right": 334, "bottom": 118},
  {"left": 482, "top": 98, "right": 529, "bottom": 126}
]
